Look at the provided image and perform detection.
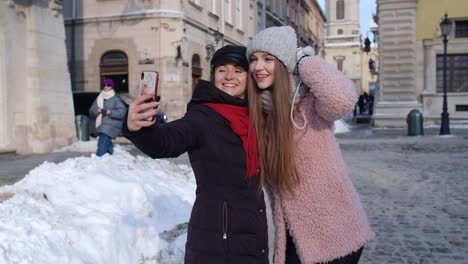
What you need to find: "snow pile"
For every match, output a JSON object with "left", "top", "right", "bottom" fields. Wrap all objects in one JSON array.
[
  {"left": 334, "top": 119, "right": 351, "bottom": 134},
  {"left": 0, "top": 146, "right": 195, "bottom": 264},
  {"left": 53, "top": 139, "right": 98, "bottom": 153}
]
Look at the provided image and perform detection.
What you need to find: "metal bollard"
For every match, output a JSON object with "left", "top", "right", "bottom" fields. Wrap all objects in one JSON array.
[
  {"left": 407, "top": 109, "right": 424, "bottom": 136},
  {"left": 75, "top": 115, "right": 90, "bottom": 141}
]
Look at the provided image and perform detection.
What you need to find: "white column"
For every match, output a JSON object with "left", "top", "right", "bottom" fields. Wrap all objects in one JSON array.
[
  {"left": 0, "top": 27, "right": 10, "bottom": 151},
  {"left": 373, "top": 0, "right": 422, "bottom": 127},
  {"left": 0, "top": 7, "right": 15, "bottom": 152}
]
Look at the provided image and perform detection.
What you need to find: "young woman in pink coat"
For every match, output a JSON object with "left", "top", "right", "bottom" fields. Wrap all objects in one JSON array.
[{"left": 246, "top": 26, "right": 374, "bottom": 264}]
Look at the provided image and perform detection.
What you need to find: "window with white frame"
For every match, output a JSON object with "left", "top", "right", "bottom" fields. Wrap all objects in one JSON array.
[
  {"left": 210, "top": 0, "right": 217, "bottom": 14},
  {"left": 336, "top": 57, "right": 345, "bottom": 72},
  {"left": 236, "top": 0, "right": 242, "bottom": 29},
  {"left": 224, "top": 0, "right": 232, "bottom": 24}
]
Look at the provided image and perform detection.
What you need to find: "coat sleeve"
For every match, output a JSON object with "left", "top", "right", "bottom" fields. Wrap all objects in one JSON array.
[
  {"left": 108, "top": 97, "right": 127, "bottom": 121},
  {"left": 122, "top": 111, "right": 200, "bottom": 159},
  {"left": 298, "top": 56, "right": 358, "bottom": 122},
  {"left": 89, "top": 98, "right": 99, "bottom": 118}
]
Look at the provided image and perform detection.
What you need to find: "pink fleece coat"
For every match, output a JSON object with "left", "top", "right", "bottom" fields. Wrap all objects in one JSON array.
[{"left": 272, "top": 56, "right": 375, "bottom": 264}]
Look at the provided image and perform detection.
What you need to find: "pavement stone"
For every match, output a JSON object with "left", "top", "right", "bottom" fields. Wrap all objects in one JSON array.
[{"left": 337, "top": 125, "right": 468, "bottom": 264}]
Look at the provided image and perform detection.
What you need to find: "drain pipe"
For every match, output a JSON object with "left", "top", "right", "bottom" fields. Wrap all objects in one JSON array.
[{"left": 70, "top": 0, "right": 76, "bottom": 91}]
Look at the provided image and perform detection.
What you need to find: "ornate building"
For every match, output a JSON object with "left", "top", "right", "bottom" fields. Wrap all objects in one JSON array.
[
  {"left": 0, "top": 0, "right": 75, "bottom": 154},
  {"left": 374, "top": 0, "right": 468, "bottom": 127},
  {"left": 323, "top": 0, "right": 378, "bottom": 95},
  {"left": 261, "top": 0, "right": 327, "bottom": 55},
  {"left": 64, "top": 0, "right": 261, "bottom": 120}
]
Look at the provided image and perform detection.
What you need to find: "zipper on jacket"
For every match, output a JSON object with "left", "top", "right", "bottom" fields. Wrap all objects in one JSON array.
[{"left": 222, "top": 201, "right": 228, "bottom": 240}]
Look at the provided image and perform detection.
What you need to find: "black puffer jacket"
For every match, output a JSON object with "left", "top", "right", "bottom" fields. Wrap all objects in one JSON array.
[{"left": 123, "top": 80, "right": 269, "bottom": 264}]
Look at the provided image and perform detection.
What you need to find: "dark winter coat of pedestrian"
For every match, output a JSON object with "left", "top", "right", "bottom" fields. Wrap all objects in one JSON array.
[
  {"left": 123, "top": 45, "right": 269, "bottom": 264},
  {"left": 89, "top": 79, "right": 127, "bottom": 156}
]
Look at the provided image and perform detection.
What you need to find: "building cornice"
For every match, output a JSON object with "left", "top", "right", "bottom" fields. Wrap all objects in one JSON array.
[
  {"left": 378, "top": 0, "right": 417, "bottom": 10},
  {"left": 183, "top": 16, "right": 210, "bottom": 34},
  {"left": 266, "top": 10, "right": 286, "bottom": 26},
  {"left": 325, "top": 42, "right": 361, "bottom": 48},
  {"left": 378, "top": 0, "right": 416, "bottom": 3},
  {"left": 328, "top": 21, "right": 359, "bottom": 26},
  {"left": 182, "top": 16, "right": 243, "bottom": 45},
  {"left": 64, "top": 9, "right": 184, "bottom": 24},
  {"left": 326, "top": 34, "right": 360, "bottom": 39}
]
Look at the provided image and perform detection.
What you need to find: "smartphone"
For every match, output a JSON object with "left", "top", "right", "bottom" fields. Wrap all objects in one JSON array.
[{"left": 139, "top": 71, "right": 159, "bottom": 121}]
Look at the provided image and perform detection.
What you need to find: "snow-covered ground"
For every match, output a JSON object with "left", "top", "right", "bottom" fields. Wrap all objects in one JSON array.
[
  {"left": 0, "top": 146, "right": 195, "bottom": 264},
  {"left": 333, "top": 119, "right": 351, "bottom": 134},
  {"left": 0, "top": 120, "right": 350, "bottom": 264}
]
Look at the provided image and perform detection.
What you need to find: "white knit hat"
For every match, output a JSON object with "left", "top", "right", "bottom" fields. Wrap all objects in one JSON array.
[{"left": 246, "top": 26, "right": 297, "bottom": 72}]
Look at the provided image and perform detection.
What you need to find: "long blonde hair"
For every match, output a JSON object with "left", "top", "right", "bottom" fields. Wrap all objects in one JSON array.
[{"left": 248, "top": 58, "right": 300, "bottom": 193}]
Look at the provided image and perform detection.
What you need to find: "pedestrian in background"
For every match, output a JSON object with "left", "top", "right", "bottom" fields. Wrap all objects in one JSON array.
[
  {"left": 123, "top": 45, "right": 269, "bottom": 263},
  {"left": 247, "top": 26, "right": 374, "bottom": 264},
  {"left": 89, "top": 78, "right": 127, "bottom": 157}
]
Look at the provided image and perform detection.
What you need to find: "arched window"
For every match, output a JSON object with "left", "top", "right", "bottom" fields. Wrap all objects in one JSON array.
[
  {"left": 100, "top": 51, "right": 128, "bottom": 93},
  {"left": 336, "top": 0, "right": 345, "bottom": 20},
  {"left": 191, "top": 54, "right": 202, "bottom": 92},
  {"left": 101, "top": 51, "right": 127, "bottom": 65},
  {"left": 337, "top": 58, "right": 344, "bottom": 72}
]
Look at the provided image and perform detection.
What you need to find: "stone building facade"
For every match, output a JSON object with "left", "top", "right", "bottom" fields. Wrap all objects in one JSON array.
[
  {"left": 64, "top": 0, "right": 327, "bottom": 120},
  {"left": 323, "top": 0, "right": 378, "bottom": 95},
  {"left": 263, "top": 0, "right": 327, "bottom": 55},
  {"left": 0, "top": 0, "right": 75, "bottom": 154},
  {"left": 64, "top": 0, "right": 260, "bottom": 120},
  {"left": 374, "top": 0, "right": 468, "bottom": 127}
]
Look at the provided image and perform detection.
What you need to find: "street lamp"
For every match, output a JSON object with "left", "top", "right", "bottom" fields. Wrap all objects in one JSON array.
[
  {"left": 439, "top": 13, "right": 452, "bottom": 135},
  {"left": 213, "top": 28, "right": 224, "bottom": 46},
  {"left": 368, "top": 58, "right": 375, "bottom": 73},
  {"left": 363, "top": 36, "right": 371, "bottom": 54}
]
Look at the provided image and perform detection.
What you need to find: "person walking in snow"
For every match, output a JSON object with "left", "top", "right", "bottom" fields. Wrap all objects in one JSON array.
[
  {"left": 246, "top": 26, "right": 374, "bottom": 264},
  {"left": 89, "top": 78, "right": 127, "bottom": 157},
  {"left": 123, "top": 45, "right": 269, "bottom": 264}
]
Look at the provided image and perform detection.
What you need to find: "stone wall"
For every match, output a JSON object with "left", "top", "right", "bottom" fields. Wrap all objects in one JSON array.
[
  {"left": 373, "top": 0, "right": 422, "bottom": 127},
  {"left": 0, "top": 0, "right": 75, "bottom": 153}
]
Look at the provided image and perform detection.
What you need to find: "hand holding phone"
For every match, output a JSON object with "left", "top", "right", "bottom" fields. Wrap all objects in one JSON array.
[{"left": 139, "top": 71, "right": 159, "bottom": 121}]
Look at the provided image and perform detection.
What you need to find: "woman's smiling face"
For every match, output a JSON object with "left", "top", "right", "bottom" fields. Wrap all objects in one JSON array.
[
  {"left": 249, "top": 52, "right": 276, "bottom": 89},
  {"left": 213, "top": 63, "right": 248, "bottom": 99}
]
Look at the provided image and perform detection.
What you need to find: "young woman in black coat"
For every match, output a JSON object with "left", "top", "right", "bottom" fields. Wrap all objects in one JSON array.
[{"left": 123, "top": 45, "right": 269, "bottom": 264}]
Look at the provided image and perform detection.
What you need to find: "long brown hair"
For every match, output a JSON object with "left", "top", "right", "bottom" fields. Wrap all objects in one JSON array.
[{"left": 248, "top": 58, "right": 300, "bottom": 193}]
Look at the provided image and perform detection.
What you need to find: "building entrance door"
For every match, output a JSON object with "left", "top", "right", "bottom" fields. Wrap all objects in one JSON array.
[{"left": 100, "top": 51, "right": 128, "bottom": 93}]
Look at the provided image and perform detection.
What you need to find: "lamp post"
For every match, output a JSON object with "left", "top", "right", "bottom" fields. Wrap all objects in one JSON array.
[
  {"left": 363, "top": 36, "right": 371, "bottom": 54},
  {"left": 213, "top": 28, "right": 224, "bottom": 46},
  {"left": 368, "top": 58, "right": 375, "bottom": 74},
  {"left": 440, "top": 13, "right": 452, "bottom": 135}
]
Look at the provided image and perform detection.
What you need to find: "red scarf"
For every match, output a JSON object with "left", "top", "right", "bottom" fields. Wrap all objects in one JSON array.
[{"left": 203, "top": 103, "right": 259, "bottom": 178}]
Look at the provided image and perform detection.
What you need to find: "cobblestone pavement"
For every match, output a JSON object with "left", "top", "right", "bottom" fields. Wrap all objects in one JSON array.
[
  {"left": 0, "top": 152, "right": 85, "bottom": 186},
  {"left": 338, "top": 129, "right": 468, "bottom": 264}
]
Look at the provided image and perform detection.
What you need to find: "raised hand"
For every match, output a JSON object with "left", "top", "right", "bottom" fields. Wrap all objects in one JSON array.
[
  {"left": 295, "top": 46, "right": 315, "bottom": 74},
  {"left": 127, "top": 95, "right": 158, "bottom": 131}
]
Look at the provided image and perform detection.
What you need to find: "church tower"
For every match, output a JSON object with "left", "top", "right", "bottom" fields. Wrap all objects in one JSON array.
[{"left": 324, "top": 0, "right": 363, "bottom": 92}]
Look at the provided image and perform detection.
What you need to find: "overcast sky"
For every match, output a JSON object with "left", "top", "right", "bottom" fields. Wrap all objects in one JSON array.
[{"left": 317, "top": 0, "right": 377, "bottom": 37}]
